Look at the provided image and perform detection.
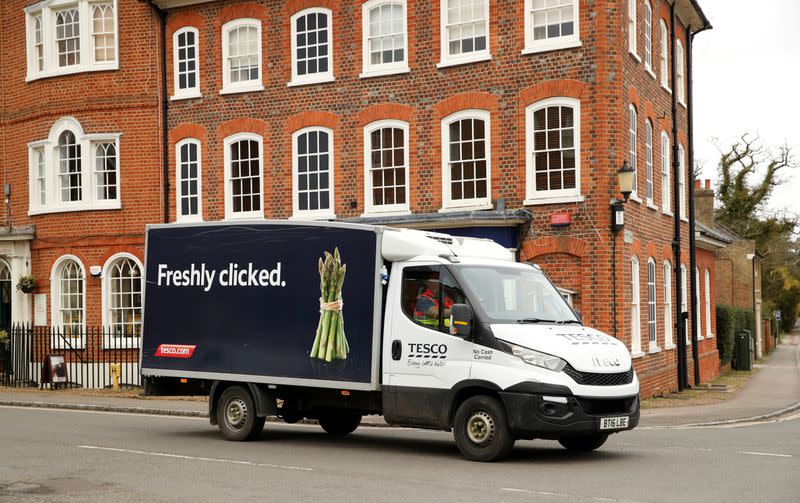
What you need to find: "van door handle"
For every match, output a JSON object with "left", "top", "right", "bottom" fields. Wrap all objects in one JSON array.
[{"left": 391, "top": 340, "right": 402, "bottom": 360}]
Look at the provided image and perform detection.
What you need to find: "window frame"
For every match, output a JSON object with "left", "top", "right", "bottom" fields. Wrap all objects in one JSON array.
[
  {"left": 676, "top": 39, "right": 686, "bottom": 105},
  {"left": 630, "top": 255, "right": 643, "bottom": 356},
  {"left": 101, "top": 252, "right": 144, "bottom": 349},
  {"left": 645, "top": 119, "right": 654, "bottom": 205},
  {"left": 644, "top": 1, "right": 652, "bottom": 72},
  {"left": 704, "top": 268, "right": 713, "bottom": 338},
  {"left": 28, "top": 117, "right": 121, "bottom": 215},
  {"left": 522, "top": 0, "right": 581, "bottom": 55},
  {"left": 629, "top": 104, "right": 639, "bottom": 200},
  {"left": 663, "top": 260, "right": 674, "bottom": 349},
  {"left": 25, "top": 0, "right": 119, "bottom": 82},
  {"left": 441, "top": 109, "right": 493, "bottom": 211},
  {"left": 223, "top": 133, "right": 264, "bottom": 221},
  {"left": 50, "top": 254, "right": 87, "bottom": 349},
  {"left": 221, "top": 18, "right": 264, "bottom": 95},
  {"left": 438, "top": 0, "right": 491, "bottom": 68},
  {"left": 659, "top": 19, "right": 669, "bottom": 90},
  {"left": 360, "top": 0, "right": 409, "bottom": 78},
  {"left": 678, "top": 143, "right": 687, "bottom": 220},
  {"left": 524, "top": 97, "right": 582, "bottom": 204},
  {"left": 363, "top": 120, "right": 411, "bottom": 216},
  {"left": 661, "top": 130, "right": 671, "bottom": 214},
  {"left": 291, "top": 126, "right": 337, "bottom": 220},
  {"left": 176, "top": 138, "right": 203, "bottom": 223},
  {"left": 628, "top": 0, "right": 638, "bottom": 58},
  {"left": 172, "top": 26, "right": 201, "bottom": 100},
  {"left": 647, "top": 257, "right": 659, "bottom": 352},
  {"left": 289, "top": 8, "right": 335, "bottom": 87},
  {"left": 695, "top": 265, "right": 703, "bottom": 340}
]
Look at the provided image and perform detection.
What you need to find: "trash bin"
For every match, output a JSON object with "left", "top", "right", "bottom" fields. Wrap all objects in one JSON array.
[{"left": 734, "top": 330, "right": 753, "bottom": 371}]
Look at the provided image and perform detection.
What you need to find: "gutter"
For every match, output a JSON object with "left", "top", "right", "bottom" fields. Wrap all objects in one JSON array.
[{"left": 141, "top": 0, "right": 170, "bottom": 224}]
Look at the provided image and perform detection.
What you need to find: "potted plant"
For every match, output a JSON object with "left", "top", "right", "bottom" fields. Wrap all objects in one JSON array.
[{"left": 16, "top": 274, "right": 36, "bottom": 293}]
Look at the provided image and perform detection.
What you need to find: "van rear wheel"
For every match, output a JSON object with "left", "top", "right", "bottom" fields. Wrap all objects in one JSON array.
[
  {"left": 318, "top": 413, "right": 362, "bottom": 435},
  {"left": 453, "top": 395, "right": 515, "bottom": 462},
  {"left": 558, "top": 434, "right": 608, "bottom": 452},
  {"left": 217, "top": 386, "right": 263, "bottom": 441}
]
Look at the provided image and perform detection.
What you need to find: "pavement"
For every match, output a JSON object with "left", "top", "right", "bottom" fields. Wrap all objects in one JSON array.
[{"left": 1, "top": 330, "right": 798, "bottom": 428}]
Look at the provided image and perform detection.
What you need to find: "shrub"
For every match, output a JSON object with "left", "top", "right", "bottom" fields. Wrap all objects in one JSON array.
[{"left": 716, "top": 304, "right": 755, "bottom": 364}]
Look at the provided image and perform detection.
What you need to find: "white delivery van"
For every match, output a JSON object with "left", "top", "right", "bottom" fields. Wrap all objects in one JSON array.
[{"left": 142, "top": 221, "right": 639, "bottom": 462}]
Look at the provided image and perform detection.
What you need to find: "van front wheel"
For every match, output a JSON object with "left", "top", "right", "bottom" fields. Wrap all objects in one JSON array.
[{"left": 453, "top": 395, "right": 515, "bottom": 462}]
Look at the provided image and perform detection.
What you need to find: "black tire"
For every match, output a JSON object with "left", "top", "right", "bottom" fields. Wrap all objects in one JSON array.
[
  {"left": 453, "top": 395, "right": 515, "bottom": 462},
  {"left": 558, "top": 434, "right": 609, "bottom": 452},
  {"left": 318, "top": 412, "right": 362, "bottom": 435},
  {"left": 216, "top": 386, "right": 262, "bottom": 441}
]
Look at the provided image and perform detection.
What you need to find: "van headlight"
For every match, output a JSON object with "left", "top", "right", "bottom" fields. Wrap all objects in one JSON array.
[{"left": 508, "top": 343, "right": 566, "bottom": 372}]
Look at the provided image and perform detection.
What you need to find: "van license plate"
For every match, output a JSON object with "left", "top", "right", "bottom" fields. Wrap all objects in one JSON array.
[{"left": 600, "top": 416, "right": 629, "bottom": 430}]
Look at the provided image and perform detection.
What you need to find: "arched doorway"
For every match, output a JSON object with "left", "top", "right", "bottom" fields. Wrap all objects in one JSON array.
[{"left": 0, "top": 260, "right": 11, "bottom": 332}]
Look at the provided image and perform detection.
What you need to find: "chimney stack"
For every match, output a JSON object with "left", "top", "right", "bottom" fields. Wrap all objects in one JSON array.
[{"left": 695, "top": 179, "right": 714, "bottom": 226}]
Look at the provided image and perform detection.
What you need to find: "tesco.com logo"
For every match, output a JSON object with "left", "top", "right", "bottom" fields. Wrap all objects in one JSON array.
[{"left": 154, "top": 344, "right": 196, "bottom": 358}]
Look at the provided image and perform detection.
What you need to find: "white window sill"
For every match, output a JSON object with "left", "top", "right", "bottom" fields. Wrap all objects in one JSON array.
[
  {"left": 359, "top": 66, "right": 410, "bottom": 79},
  {"left": 646, "top": 201, "right": 658, "bottom": 211},
  {"left": 26, "top": 62, "right": 119, "bottom": 83},
  {"left": 628, "top": 194, "right": 643, "bottom": 204},
  {"left": 438, "top": 202, "right": 494, "bottom": 213},
  {"left": 679, "top": 100, "right": 687, "bottom": 109},
  {"left": 681, "top": 216, "right": 689, "bottom": 223},
  {"left": 697, "top": 334, "right": 705, "bottom": 341},
  {"left": 29, "top": 201, "right": 121, "bottom": 216},
  {"left": 706, "top": 333, "right": 714, "bottom": 339},
  {"left": 436, "top": 53, "right": 491, "bottom": 69},
  {"left": 288, "top": 75, "right": 335, "bottom": 87},
  {"left": 664, "top": 343, "right": 676, "bottom": 350},
  {"left": 171, "top": 91, "right": 202, "bottom": 101},
  {"left": 629, "top": 51, "right": 641, "bottom": 63},
  {"left": 523, "top": 194, "right": 584, "bottom": 206},
  {"left": 225, "top": 212, "right": 264, "bottom": 221},
  {"left": 645, "top": 67, "right": 657, "bottom": 80},
  {"left": 663, "top": 209, "right": 673, "bottom": 216},
  {"left": 648, "top": 344, "right": 662, "bottom": 354},
  {"left": 662, "top": 83, "right": 672, "bottom": 94},
  {"left": 360, "top": 209, "right": 412, "bottom": 219},
  {"left": 220, "top": 83, "right": 265, "bottom": 95},
  {"left": 521, "top": 38, "right": 582, "bottom": 55},
  {"left": 290, "top": 212, "right": 337, "bottom": 221},
  {"left": 102, "top": 338, "right": 140, "bottom": 350},
  {"left": 176, "top": 215, "right": 204, "bottom": 224},
  {"left": 631, "top": 351, "right": 645, "bottom": 359}
]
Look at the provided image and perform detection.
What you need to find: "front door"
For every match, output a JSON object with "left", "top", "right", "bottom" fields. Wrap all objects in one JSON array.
[
  {"left": 0, "top": 260, "right": 11, "bottom": 333},
  {"left": 383, "top": 264, "right": 472, "bottom": 426}
]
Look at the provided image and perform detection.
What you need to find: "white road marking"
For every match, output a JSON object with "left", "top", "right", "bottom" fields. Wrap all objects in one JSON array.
[
  {"left": 501, "top": 488, "right": 568, "bottom": 497},
  {"left": 737, "top": 451, "right": 793, "bottom": 458},
  {"left": 78, "top": 445, "right": 313, "bottom": 471}
]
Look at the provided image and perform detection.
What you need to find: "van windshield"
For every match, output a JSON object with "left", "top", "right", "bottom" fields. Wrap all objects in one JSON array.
[{"left": 456, "top": 265, "right": 578, "bottom": 324}]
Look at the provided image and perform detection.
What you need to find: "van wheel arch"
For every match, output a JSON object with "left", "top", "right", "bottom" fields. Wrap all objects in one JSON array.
[
  {"left": 447, "top": 381, "right": 503, "bottom": 429},
  {"left": 209, "top": 381, "right": 277, "bottom": 425}
]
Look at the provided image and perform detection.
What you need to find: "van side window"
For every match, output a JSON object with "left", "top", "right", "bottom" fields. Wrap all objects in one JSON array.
[{"left": 401, "top": 266, "right": 467, "bottom": 334}]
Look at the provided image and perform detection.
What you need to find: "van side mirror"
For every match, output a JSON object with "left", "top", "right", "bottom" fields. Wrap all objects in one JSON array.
[{"left": 449, "top": 304, "right": 473, "bottom": 337}]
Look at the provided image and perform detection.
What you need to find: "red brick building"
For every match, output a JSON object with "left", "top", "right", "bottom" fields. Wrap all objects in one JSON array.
[{"left": 2, "top": 0, "right": 718, "bottom": 395}]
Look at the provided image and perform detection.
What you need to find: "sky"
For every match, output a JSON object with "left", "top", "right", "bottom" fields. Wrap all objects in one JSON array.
[{"left": 692, "top": 0, "right": 800, "bottom": 218}]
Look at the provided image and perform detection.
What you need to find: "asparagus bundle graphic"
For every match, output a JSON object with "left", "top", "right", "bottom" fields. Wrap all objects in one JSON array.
[{"left": 310, "top": 248, "right": 349, "bottom": 362}]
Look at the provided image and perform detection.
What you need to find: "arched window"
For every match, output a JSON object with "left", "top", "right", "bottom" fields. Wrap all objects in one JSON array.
[
  {"left": 659, "top": 19, "right": 668, "bottom": 87},
  {"left": 176, "top": 139, "right": 202, "bottom": 221},
  {"left": 362, "top": 0, "right": 408, "bottom": 76},
  {"left": 680, "top": 264, "right": 689, "bottom": 345},
  {"left": 34, "top": 15, "right": 44, "bottom": 72},
  {"left": 222, "top": 19, "right": 263, "bottom": 93},
  {"left": 704, "top": 268, "right": 712, "bottom": 337},
  {"left": 106, "top": 257, "right": 142, "bottom": 338},
  {"left": 647, "top": 258, "right": 658, "bottom": 350},
  {"left": 95, "top": 142, "right": 117, "bottom": 201},
  {"left": 628, "top": 0, "right": 637, "bottom": 55},
  {"left": 51, "top": 257, "right": 85, "bottom": 341},
  {"left": 631, "top": 256, "right": 642, "bottom": 355},
  {"left": 293, "top": 128, "right": 335, "bottom": 219},
  {"left": 290, "top": 9, "right": 333, "bottom": 86},
  {"left": 695, "top": 265, "right": 702, "bottom": 338},
  {"left": 678, "top": 143, "right": 686, "bottom": 219},
  {"left": 663, "top": 261, "right": 673, "bottom": 348},
  {"left": 364, "top": 120, "right": 409, "bottom": 214},
  {"left": 661, "top": 131, "right": 670, "bottom": 213},
  {"left": 173, "top": 27, "right": 200, "bottom": 98},
  {"left": 645, "top": 119, "right": 653, "bottom": 203},
  {"left": 629, "top": 105, "right": 638, "bottom": 198},
  {"left": 58, "top": 130, "right": 82, "bottom": 202},
  {"left": 526, "top": 98, "right": 581, "bottom": 202},
  {"left": 676, "top": 39, "right": 685, "bottom": 103},
  {"left": 443, "top": 110, "right": 491, "bottom": 209},
  {"left": 644, "top": 2, "right": 652, "bottom": 70},
  {"left": 224, "top": 134, "right": 263, "bottom": 220}
]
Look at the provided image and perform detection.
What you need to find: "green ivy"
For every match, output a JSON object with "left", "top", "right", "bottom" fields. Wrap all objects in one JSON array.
[{"left": 716, "top": 304, "right": 755, "bottom": 364}]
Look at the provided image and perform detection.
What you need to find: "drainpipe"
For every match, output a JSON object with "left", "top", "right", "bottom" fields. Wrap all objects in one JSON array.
[
  {"left": 669, "top": 4, "right": 687, "bottom": 392},
  {"left": 141, "top": 0, "right": 170, "bottom": 224}
]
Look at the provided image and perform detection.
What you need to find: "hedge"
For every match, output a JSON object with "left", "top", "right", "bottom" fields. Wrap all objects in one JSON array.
[{"left": 716, "top": 304, "right": 755, "bottom": 364}]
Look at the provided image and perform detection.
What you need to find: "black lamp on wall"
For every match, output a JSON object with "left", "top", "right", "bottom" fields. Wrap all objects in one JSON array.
[{"left": 611, "top": 161, "right": 635, "bottom": 232}]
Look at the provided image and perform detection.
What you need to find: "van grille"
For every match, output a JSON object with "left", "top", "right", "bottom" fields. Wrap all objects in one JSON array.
[
  {"left": 577, "top": 396, "right": 637, "bottom": 415},
  {"left": 562, "top": 364, "right": 634, "bottom": 386}
]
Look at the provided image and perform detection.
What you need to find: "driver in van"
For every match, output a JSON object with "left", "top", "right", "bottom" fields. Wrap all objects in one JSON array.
[{"left": 414, "top": 277, "right": 454, "bottom": 327}]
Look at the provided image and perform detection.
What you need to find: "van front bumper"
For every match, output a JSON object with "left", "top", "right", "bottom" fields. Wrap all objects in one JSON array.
[{"left": 499, "top": 385, "right": 640, "bottom": 440}]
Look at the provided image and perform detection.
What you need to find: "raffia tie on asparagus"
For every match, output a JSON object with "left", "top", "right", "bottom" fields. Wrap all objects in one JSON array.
[{"left": 310, "top": 248, "right": 349, "bottom": 362}]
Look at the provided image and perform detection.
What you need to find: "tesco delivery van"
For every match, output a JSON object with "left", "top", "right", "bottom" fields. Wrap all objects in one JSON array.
[{"left": 141, "top": 221, "right": 639, "bottom": 462}]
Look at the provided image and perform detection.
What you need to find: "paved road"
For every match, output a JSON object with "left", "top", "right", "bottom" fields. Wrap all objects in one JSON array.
[{"left": 1, "top": 406, "right": 797, "bottom": 503}]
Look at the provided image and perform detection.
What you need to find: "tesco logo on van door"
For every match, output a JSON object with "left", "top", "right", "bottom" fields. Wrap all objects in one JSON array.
[{"left": 154, "top": 344, "right": 197, "bottom": 358}]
